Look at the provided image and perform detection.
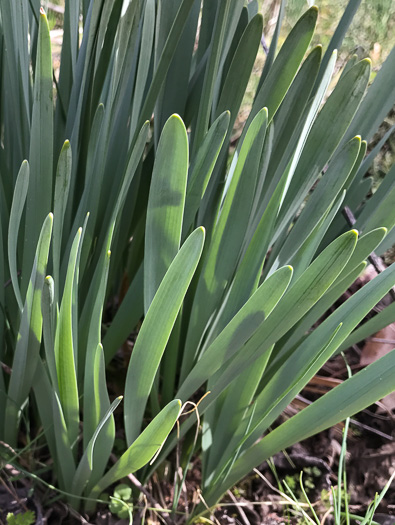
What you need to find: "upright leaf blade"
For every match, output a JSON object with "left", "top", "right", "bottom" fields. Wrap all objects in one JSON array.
[
  {"left": 124, "top": 227, "right": 205, "bottom": 445},
  {"left": 5, "top": 213, "right": 53, "bottom": 446},
  {"left": 23, "top": 8, "right": 53, "bottom": 295},
  {"left": 144, "top": 115, "right": 188, "bottom": 312},
  {"left": 8, "top": 160, "right": 29, "bottom": 311}
]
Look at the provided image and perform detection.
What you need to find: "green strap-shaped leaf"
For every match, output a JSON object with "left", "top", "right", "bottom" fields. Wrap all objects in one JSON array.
[
  {"left": 210, "top": 347, "right": 395, "bottom": 507},
  {"left": 277, "top": 262, "right": 367, "bottom": 360},
  {"left": 262, "top": 45, "right": 322, "bottom": 198},
  {"left": 53, "top": 140, "right": 72, "bottom": 300},
  {"left": 155, "top": 232, "right": 359, "bottom": 474},
  {"left": 177, "top": 265, "right": 293, "bottom": 402},
  {"left": 124, "top": 227, "right": 205, "bottom": 445},
  {"left": 193, "top": 230, "right": 358, "bottom": 423},
  {"left": 275, "top": 137, "right": 361, "bottom": 268},
  {"left": 130, "top": 0, "right": 155, "bottom": 135},
  {"left": 55, "top": 228, "right": 82, "bottom": 449},
  {"left": 287, "top": 190, "right": 346, "bottom": 280},
  {"left": 183, "top": 111, "right": 230, "bottom": 237},
  {"left": 67, "top": 103, "right": 105, "bottom": 280},
  {"left": 255, "top": 0, "right": 285, "bottom": 90},
  {"left": 5, "top": 213, "right": 53, "bottom": 446},
  {"left": 52, "top": 391, "right": 77, "bottom": 492},
  {"left": 83, "top": 252, "right": 111, "bottom": 447},
  {"left": 247, "top": 6, "right": 317, "bottom": 126},
  {"left": 355, "top": 163, "right": 395, "bottom": 235},
  {"left": 8, "top": 160, "right": 29, "bottom": 311},
  {"left": 209, "top": 324, "right": 342, "bottom": 485},
  {"left": 154, "top": 0, "right": 200, "bottom": 137},
  {"left": 89, "top": 399, "right": 181, "bottom": 499},
  {"left": 192, "top": 0, "right": 232, "bottom": 154},
  {"left": 215, "top": 14, "right": 263, "bottom": 122},
  {"left": 135, "top": 0, "right": 197, "bottom": 139},
  {"left": 72, "top": 395, "right": 122, "bottom": 497},
  {"left": 341, "top": 228, "right": 387, "bottom": 275},
  {"left": 275, "top": 59, "right": 370, "bottom": 241},
  {"left": 217, "top": 166, "right": 289, "bottom": 332},
  {"left": 202, "top": 260, "right": 395, "bottom": 506},
  {"left": 79, "top": 122, "right": 149, "bottom": 364},
  {"left": 344, "top": 46, "right": 395, "bottom": 143},
  {"left": 23, "top": 8, "right": 53, "bottom": 296},
  {"left": 181, "top": 108, "right": 267, "bottom": 380},
  {"left": 41, "top": 276, "right": 58, "bottom": 390},
  {"left": 54, "top": 0, "right": 79, "bottom": 143},
  {"left": 144, "top": 114, "right": 188, "bottom": 312}
]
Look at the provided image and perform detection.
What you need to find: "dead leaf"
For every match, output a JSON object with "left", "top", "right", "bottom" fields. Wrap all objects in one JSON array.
[{"left": 360, "top": 324, "right": 395, "bottom": 366}]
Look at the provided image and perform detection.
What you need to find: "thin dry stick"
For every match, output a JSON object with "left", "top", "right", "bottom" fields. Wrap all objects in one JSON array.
[
  {"left": 253, "top": 469, "right": 316, "bottom": 525},
  {"left": 127, "top": 473, "right": 170, "bottom": 525},
  {"left": 320, "top": 505, "right": 333, "bottom": 525},
  {"left": 226, "top": 489, "right": 250, "bottom": 525},
  {"left": 197, "top": 489, "right": 221, "bottom": 525}
]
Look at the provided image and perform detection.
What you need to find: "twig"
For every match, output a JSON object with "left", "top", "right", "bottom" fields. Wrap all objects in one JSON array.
[
  {"left": 369, "top": 337, "right": 395, "bottom": 344},
  {"left": 226, "top": 490, "right": 250, "bottom": 525},
  {"left": 124, "top": 470, "right": 172, "bottom": 525}
]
